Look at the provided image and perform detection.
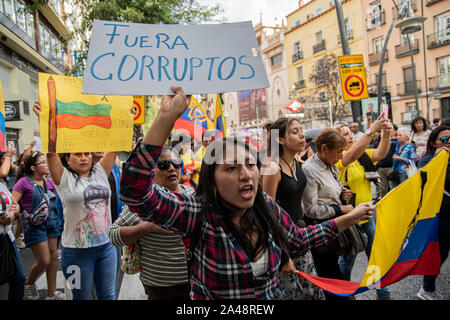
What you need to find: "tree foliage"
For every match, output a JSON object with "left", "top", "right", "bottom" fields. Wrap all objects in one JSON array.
[{"left": 307, "top": 53, "right": 351, "bottom": 124}]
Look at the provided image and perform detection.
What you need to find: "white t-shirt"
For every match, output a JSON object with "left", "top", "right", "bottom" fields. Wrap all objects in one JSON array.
[
  {"left": 0, "top": 183, "right": 14, "bottom": 241},
  {"left": 55, "top": 163, "right": 112, "bottom": 248}
]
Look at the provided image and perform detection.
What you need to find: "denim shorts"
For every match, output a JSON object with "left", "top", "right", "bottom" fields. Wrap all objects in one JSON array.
[{"left": 22, "top": 210, "right": 61, "bottom": 247}]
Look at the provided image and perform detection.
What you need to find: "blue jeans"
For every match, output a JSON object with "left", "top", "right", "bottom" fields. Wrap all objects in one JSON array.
[
  {"left": 7, "top": 240, "right": 26, "bottom": 300},
  {"left": 61, "top": 242, "right": 117, "bottom": 300},
  {"left": 391, "top": 171, "right": 408, "bottom": 188},
  {"left": 338, "top": 216, "right": 391, "bottom": 299},
  {"left": 422, "top": 218, "right": 450, "bottom": 292}
]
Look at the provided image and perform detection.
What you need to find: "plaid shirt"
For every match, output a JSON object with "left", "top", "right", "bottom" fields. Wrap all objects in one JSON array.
[{"left": 120, "top": 141, "right": 338, "bottom": 300}]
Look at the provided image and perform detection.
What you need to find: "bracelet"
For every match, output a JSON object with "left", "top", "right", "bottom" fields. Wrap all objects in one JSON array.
[{"left": 382, "top": 138, "right": 390, "bottom": 141}]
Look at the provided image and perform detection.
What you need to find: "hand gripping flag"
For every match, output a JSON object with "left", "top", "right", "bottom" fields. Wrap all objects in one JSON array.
[
  {"left": 214, "top": 94, "right": 227, "bottom": 139},
  {"left": 296, "top": 151, "right": 447, "bottom": 297},
  {"left": 173, "top": 96, "right": 213, "bottom": 142}
]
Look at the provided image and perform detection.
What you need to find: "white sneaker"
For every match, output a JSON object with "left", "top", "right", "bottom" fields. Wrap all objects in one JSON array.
[
  {"left": 45, "top": 291, "right": 66, "bottom": 300},
  {"left": 24, "top": 283, "right": 40, "bottom": 300},
  {"left": 417, "top": 287, "right": 443, "bottom": 300}
]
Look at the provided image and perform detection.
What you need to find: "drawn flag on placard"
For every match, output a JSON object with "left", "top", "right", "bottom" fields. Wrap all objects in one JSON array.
[
  {"left": 285, "top": 100, "right": 304, "bottom": 113},
  {"left": 295, "top": 151, "right": 446, "bottom": 297},
  {"left": 214, "top": 94, "right": 227, "bottom": 139},
  {"left": 173, "top": 96, "right": 212, "bottom": 142},
  {"left": 56, "top": 100, "right": 112, "bottom": 129},
  {"left": 38, "top": 73, "right": 133, "bottom": 153},
  {"left": 0, "top": 81, "right": 5, "bottom": 152}
]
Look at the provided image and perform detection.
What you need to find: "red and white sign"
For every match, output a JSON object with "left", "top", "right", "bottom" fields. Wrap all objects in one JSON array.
[{"left": 285, "top": 100, "right": 304, "bottom": 113}]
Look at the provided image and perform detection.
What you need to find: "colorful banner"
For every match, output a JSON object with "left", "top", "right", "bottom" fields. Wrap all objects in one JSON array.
[
  {"left": 296, "top": 151, "right": 447, "bottom": 296},
  {"left": 133, "top": 96, "right": 145, "bottom": 125},
  {"left": 0, "top": 81, "right": 5, "bottom": 152},
  {"left": 38, "top": 73, "right": 133, "bottom": 153},
  {"left": 214, "top": 94, "right": 227, "bottom": 139},
  {"left": 173, "top": 96, "right": 212, "bottom": 142}
]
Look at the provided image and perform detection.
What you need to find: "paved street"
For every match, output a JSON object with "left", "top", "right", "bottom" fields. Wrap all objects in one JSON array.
[{"left": 1, "top": 240, "right": 448, "bottom": 300}]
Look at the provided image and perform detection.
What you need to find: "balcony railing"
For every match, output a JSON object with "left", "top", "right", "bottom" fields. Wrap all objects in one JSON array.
[
  {"left": 368, "top": 50, "right": 388, "bottom": 66},
  {"left": 368, "top": 83, "right": 391, "bottom": 94},
  {"left": 392, "top": 0, "right": 417, "bottom": 16},
  {"left": 395, "top": 39, "right": 419, "bottom": 58},
  {"left": 294, "top": 80, "right": 305, "bottom": 90},
  {"left": 313, "top": 40, "right": 326, "bottom": 54},
  {"left": 426, "top": 0, "right": 442, "bottom": 6},
  {"left": 337, "top": 30, "right": 353, "bottom": 44},
  {"left": 428, "top": 73, "right": 450, "bottom": 90},
  {"left": 427, "top": 30, "right": 450, "bottom": 49},
  {"left": 397, "top": 80, "right": 421, "bottom": 96},
  {"left": 292, "top": 51, "right": 304, "bottom": 63},
  {"left": 366, "top": 10, "right": 386, "bottom": 31}
]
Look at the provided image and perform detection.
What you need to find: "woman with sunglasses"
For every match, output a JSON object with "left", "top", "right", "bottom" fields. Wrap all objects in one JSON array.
[
  {"left": 11, "top": 152, "right": 64, "bottom": 300},
  {"left": 120, "top": 86, "right": 375, "bottom": 300},
  {"left": 110, "top": 146, "right": 194, "bottom": 300},
  {"left": 32, "top": 101, "right": 118, "bottom": 300},
  {"left": 416, "top": 126, "right": 450, "bottom": 300}
]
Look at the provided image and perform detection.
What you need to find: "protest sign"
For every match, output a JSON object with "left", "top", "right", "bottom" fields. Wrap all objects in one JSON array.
[
  {"left": 38, "top": 73, "right": 133, "bottom": 153},
  {"left": 82, "top": 20, "right": 269, "bottom": 95}
]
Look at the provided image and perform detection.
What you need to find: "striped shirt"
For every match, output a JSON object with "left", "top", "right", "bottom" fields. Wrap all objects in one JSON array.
[
  {"left": 109, "top": 184, "right": 194, "bottom": 287},
  {"left": 120, "top": 141, "right": 338, "bottom": 300}
]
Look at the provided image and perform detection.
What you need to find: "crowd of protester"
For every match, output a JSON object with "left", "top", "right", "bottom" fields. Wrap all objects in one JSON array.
[{"left": 0, "top": 89, "right": 448, "bottom": 301}]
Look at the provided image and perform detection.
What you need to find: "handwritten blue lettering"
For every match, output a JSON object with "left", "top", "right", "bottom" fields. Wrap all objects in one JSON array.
[
  {"left": 172, "top": 35, "right": 189, "bottom": 50},
  {"left": 218, "top": 57, "right": 236, "bottom": 80},
  {"left": 156, "top": 33, "right": 170, "bottom": 49},
  {"left": 205, "top": 57, "right": 219, "bottom": 81},
  {"left": 140, "top": 36, "right": 152, "bottom": 48},
  {"left": 158, "top": 56, "right": 171, "bottom": 81},
  {"left": 104, "top": 23, "right": 130, "bottom": 45},
  {"left": 140, "top": 56, "right": 154, "bottom": 80},
  {"left": 173, "top": 58, "right": 188, "bottom": 81},
  {"left": 90, "top": 52, "right": 114, "bottom": 80},
  {"left": 238, "top": 55, "right": 255, "bottom": 80},
  {"left": 118, "top": 55, "right": 138, "bottom": 81},
  {"left": 124, "top": 35, "right": 138, "bottom": 48}
]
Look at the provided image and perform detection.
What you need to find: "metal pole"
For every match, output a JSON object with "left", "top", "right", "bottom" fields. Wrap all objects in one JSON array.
[
  {"left": 406, "top": 35, "right": 419, "bottom": 114},
  {"left": 334, "top": 0, "right": 360, "bottom": 124},
  {"left": 377, "top": 4, "right": 406, "bottom": 114}
]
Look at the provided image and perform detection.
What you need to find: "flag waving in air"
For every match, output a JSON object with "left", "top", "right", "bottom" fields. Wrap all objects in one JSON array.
[
  {"left": 173, "top": 96, "right": 212, "bottom": 142},
  {"left": 214, "top": 94, "right": 227, "bottom": 139},
  {"left": 56, "top": 100, "right": 112, "bottom": 130},
  {"left": 296, "top": 151, "right": 447, "bottom": 297}
]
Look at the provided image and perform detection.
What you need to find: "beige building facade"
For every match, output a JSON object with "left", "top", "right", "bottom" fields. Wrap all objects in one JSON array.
[{"left": 363, "top": 0, "right": 449, "bottom": 124}]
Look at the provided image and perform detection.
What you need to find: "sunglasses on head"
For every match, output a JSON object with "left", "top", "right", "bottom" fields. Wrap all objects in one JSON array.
[
  {"left": 157, "top": 160, "right": 182, "bottom": 171},
  {"left": 439, "top": 136, "right": 450, "bottom": 144}
]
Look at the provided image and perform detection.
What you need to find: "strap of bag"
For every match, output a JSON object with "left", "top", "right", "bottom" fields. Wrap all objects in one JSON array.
[{"left": 0, "top": 192, "right": 6, "bottom": 212}]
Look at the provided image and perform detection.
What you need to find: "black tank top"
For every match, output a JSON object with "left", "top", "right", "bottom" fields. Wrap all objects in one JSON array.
[{"left": 275, "top": 160, "right": 307, "bottom": 226}]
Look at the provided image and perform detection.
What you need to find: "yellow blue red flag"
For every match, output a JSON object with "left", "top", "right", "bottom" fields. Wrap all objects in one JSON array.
[
  {"left": 173, "top": 96, "right": 212, "bottom": 142},
  {"left": 296, "top": 151, "right": 446, "bottom": 296},
  {"left": 214, "top": 94, "right": 227, "bottom": 139},
  {"left": 0, "top": 81, "right": 5, "bottom": 152}
]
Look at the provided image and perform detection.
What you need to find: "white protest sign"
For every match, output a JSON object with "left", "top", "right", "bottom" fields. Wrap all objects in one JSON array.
[{"left": 82, "top": 20, "right": 269, "bottom": 96}]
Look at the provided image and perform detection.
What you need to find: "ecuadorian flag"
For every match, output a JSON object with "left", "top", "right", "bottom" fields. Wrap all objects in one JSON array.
[
  {"left": 296, "top": 151, "right": 446, "bottom": 296},
  {"left": 173, "top": 96, "right": 212, "bottom": 142},
  {"left": 214, "top": 94, "right": 227, "bottom": 139},
  {"left": 56, "top": 100, "right": 112, "bottom": 130}
]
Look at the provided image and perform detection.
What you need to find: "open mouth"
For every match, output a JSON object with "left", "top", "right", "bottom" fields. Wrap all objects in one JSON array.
[
  {"left": 239, "top": 184, "right": 254, "bottom": 200},
  {"left": 167, "top": 174, "right": 178, "bottom": 180}
]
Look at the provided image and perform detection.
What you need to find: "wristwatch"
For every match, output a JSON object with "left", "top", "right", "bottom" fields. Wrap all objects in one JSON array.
[{"left": 365, "top": 128, "right": 374, "bottom": 137}]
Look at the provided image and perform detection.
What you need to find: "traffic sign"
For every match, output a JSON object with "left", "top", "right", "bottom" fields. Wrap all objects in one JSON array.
[
  {"left": 133, "top": 96, "right": 145, "bottom": 124},
  {"left": 285, "top": 100, "right": 304, "bottom": 113},
  {"left": 338, "top": 55, "right": 369, "bottom": 101}
]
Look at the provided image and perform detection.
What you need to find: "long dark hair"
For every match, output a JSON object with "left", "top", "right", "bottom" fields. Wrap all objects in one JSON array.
[
  {"left": 60, "top": 153, "right": 95, "bottom": 183},
  {"left": 411, "top": 116, "right": 428, "bottom": 133},
  {"left": 195, "top": 137, "right": 290, "bottom": 264},
  {"left": 425, "top": 125, "right": 450, "bottom": 155},
  {"left": 268, "top": 117, "right": 301, "bottom": 157},
  {"left": 15, "top": 151, "right": 44, "bottom": 183}
]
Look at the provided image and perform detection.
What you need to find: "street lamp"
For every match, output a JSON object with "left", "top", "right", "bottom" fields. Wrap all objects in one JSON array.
[{"left": 376, "top": 1, "right": 426, "bottom": 114}]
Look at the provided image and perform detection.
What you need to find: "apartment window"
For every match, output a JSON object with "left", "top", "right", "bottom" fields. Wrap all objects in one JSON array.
[
  {"left": 0, "top": 62, "right": 12, "bottom": 91},
  {"left": 1, "top": 0, "right": 34, "bottom": 38},
  {"left": 401, "top": 33, "right": 414, "bottom": 45},
  {"left": 3, "top": 0, "right": 15, "bottom": 22},
  {"left": 373, "top": 37, "right": 383, "bottom": 53},
  {"left": 315, "top": 31, "right": 323, "bottom": 44},
  {"left": 294, "top": 19, "right": 301, "bottom": 27},
  {"left": 315, "top": 6, "right": 323, "bottom": 16},
  {"left": 39, "top": 22, "right": 65, "bottom": 64},
  {"left": 438, "top": 55, "right": 450, "bottom": 87},
  {"left": 293, "top": 41, "right": 302, "bottom": 54},
  {"left": 435, "top": 11, "right": 450, "bottom": 41},
  {"left": 296, "top": 66, "right": 304, "bottom": 82},
  {"left": 271, "top": 53, "right": 282, "bottom": 66}
]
